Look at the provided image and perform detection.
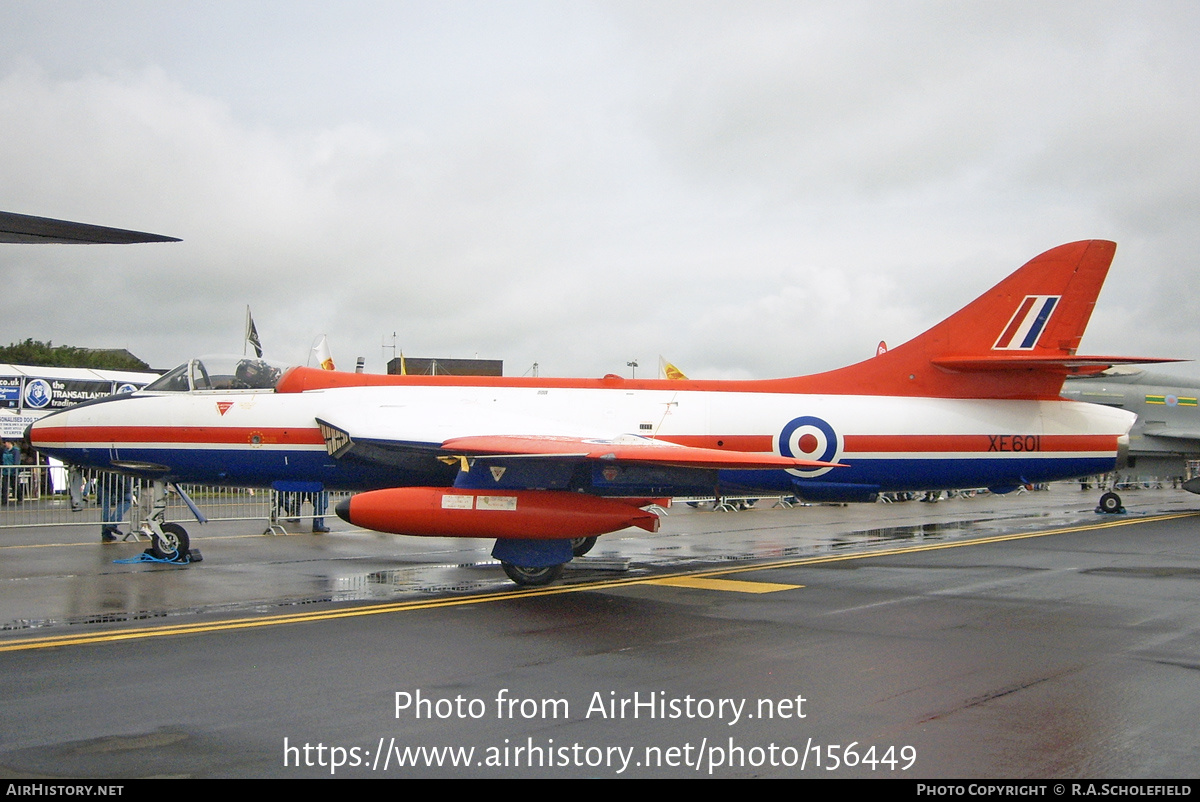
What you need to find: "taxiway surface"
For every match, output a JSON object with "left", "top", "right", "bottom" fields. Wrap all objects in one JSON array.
[{"left": 1, "top": 485, "right": 1197, "bottom": 778}]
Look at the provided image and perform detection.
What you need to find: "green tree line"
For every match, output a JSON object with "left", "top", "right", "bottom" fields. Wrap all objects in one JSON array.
[{"left": 0, "top": 339, "right": 150, "bottom": 370}]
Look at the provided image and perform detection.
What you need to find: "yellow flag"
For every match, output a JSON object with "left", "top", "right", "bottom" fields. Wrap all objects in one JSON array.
[{"left": 659, "top": 355, "right": 687, "bottom": 380}]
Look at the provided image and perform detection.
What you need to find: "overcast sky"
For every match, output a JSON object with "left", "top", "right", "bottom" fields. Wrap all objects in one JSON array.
[{"left": 1, "top": 1, "right": 1197, "bottom": 379}]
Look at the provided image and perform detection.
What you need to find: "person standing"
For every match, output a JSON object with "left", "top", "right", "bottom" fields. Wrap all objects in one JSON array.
[
  {"left": 0, "top": 440, "right": 20, "bottom": 506},
  {"left": 68, "top": 465, "right": 86, "bottom": 511},
  {"left": 311, "top": 490, "right": 330, "bottom": 533},
  {"left": 98, "top": 472, "right": 132, "bottom": 543}
]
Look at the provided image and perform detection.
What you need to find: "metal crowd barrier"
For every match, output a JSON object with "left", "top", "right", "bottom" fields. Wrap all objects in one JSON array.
[{"left": 0, "top": 464, "right": 347, "bottom": 534}]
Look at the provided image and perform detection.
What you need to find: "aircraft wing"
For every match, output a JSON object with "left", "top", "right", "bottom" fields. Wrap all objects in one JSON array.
[
  {"left": 317, "top": 420, "right": 836, "bottom": 472},
  {"left": 0, "top": 211, "right": 180, "bottom": 244},
  {"left": 1141, "top": 426, "right": 1200, "bottom": 442}
]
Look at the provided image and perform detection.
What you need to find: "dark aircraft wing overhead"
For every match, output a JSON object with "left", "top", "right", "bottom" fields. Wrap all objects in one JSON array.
[
  {"left": 1142, "top": 426, "right": 1200, "bottom": 442},
  {"left": 0, "top": 211, "right": 180, "bottom": 244}
]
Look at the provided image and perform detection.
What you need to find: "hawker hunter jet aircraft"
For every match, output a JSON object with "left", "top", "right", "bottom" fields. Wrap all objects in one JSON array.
[{"left": 29, "top": 240, "right": 1167, "bottom": 584}]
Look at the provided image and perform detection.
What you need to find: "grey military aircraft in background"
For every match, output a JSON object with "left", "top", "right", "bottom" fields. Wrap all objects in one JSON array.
[
  {"left": 1062, "top": 368, "right": 1200, "bottom": 511},
  {"left": 0, "top": 210, "right": 179, "bottom": 244}
]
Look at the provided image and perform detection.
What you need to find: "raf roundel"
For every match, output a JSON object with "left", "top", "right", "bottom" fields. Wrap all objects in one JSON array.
[{"left": 776, "top": 415, "right": 842, "bottom": 478}]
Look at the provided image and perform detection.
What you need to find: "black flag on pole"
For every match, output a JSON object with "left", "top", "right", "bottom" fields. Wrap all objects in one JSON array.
[{"left": 246, "top": 307, "right": 263, "bottom": 357}]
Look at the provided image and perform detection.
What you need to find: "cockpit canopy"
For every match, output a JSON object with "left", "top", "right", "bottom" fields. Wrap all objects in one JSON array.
[{"left": 144, "top": 355, "right": 293, "bottom": 392}]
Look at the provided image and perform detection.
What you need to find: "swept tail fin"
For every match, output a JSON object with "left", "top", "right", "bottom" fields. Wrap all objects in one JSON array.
[{"left": 810, "top": 240, "right": 1174, "bottom": 399}]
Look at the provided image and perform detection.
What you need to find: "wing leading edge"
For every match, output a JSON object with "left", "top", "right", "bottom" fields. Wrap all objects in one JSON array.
[{"left": 440, "top": 434, "right": 839, "bottom": 471}]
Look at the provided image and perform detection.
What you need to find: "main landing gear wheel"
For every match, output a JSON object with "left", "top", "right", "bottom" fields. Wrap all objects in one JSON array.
[
  {"left": 1098, "top": 492, "right": 1123, "bottom": 514},
  {"left": 570, "top": 536, "right": 597, "bottom": 557},
  {"left": 501, "top": 562, "right": 564, "bottom": 586},
  {"left": 151, "top": 522, "right": 190, "bottom": 561}
]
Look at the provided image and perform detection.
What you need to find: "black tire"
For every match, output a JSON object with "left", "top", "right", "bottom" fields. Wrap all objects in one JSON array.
[
  {"left": 501, "top": 562, "right": 564, "bottom": 586},
  {"left": 1099, "top": 492, "right": 1122, "bottom": 514},
  {"left": 151, "top": 522, "right": 190, "bottom": 561},
  {"left": 570, "top": 536, "right": 597, "bottom": 557}
]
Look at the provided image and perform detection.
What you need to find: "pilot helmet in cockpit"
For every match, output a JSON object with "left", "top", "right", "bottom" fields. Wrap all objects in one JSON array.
[{"left": 233, "top": 358, "right": 279, "bottom": 389}]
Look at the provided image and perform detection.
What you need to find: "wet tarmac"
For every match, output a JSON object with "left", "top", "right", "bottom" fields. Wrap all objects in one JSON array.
[{"left": 1, "top": 484, "right": 1198, "bottom": 778}]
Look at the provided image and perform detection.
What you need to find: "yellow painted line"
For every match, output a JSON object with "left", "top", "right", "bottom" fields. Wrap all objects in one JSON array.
[
  {"left": 645, "top": 576, "right": 801, "bottom": 593},
  {"left": 2, "top": 511, "right": 1196, "bottom": 653},
  {"left": 1, "top": 539, "right": 150, "bottom": 550}
]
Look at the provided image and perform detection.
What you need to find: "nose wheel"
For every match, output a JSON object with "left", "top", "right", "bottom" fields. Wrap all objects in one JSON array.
[
  {"left": 1097, "top": 491, "right": 1125, "bottom": 514},
  {"left": 150, "top": 522, "right": 191, "bottom": 561},
  {"left": 140, "top": 479, "right": 199, "bottom": 562}
]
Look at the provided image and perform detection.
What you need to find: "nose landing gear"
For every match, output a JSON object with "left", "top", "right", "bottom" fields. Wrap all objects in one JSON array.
[{"left": 1097, "top": 491, "right": 1125, "bottom": 514}]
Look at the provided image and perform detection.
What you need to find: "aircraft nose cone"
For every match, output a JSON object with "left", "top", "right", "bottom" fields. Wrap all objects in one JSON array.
[{"left": 335, "top": 497, "right": 353, "bottom": 524}]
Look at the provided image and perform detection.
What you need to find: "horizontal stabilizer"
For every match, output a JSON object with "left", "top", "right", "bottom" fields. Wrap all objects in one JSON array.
[{"left": 932, "top": 355, "right": 1183, "bottom": 373}]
